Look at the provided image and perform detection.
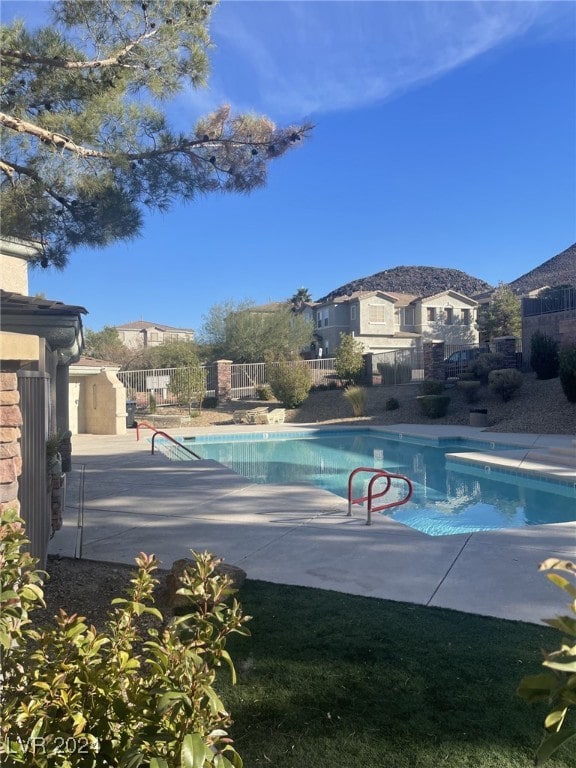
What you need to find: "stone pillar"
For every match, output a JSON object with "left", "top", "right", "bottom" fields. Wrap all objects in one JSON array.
[
  {"left": 363, "top": 353, "right": 380, "bottom": 386},
  {"left": 215, "top": 360, "right": 233, "bottom": 403},
  {"left": 492, "top": 336, "right": 517, "bottom": 369},
  {"left": 423, "top": 341, "right": 445, "bottom": 380},
  {"left": 0, "top": 372, "right": 22, "bottom": 514}
]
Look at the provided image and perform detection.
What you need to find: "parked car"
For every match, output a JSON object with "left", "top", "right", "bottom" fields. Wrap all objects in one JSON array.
[{"left": 443, "top": 347, "right": 488, "bottom": 379}]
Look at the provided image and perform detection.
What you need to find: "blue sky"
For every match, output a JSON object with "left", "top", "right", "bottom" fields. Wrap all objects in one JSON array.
[{"left": 3, "top": 1, "right": 576, "bottom": 334}]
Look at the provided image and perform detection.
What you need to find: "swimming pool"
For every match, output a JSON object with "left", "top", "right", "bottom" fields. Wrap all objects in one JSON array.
[{"left": 177, "top": 429, "right": 576, "bottom": 536}]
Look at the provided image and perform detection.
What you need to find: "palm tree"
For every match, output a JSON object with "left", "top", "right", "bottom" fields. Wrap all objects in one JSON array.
[{"left": 290, "top": 287, "right": 313, "bottom": 310}]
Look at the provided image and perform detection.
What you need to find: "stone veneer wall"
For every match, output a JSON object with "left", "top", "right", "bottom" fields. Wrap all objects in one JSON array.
[
  {"left": 215, "top": 360, "right": 233, "bottom": 403},
  {"left": 522, "top": 310, "right": 576, "bottom": 367},
  {"left": 0, "top": 372, "right": 22, "bottom": 513},
  {"left": 423, "top": 341, "right": 446, "bottom": 380}
]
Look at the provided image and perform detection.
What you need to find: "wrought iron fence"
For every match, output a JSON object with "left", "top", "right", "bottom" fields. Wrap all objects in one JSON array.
[
  {"left": 372, "top": 349, "right": 424, "bottom": 385},
  {"left": 231, "top": 358, "right": 338, "bottom": 398},
  {"left": 118, "top": 364, "right": 216, "bottom": 408},
  {"left": 231, "top": 362, "right": 267, "bottom": 399},
  {"left": 523, "top": 287, "right": 576, "bottom": 317},
  {"left": 118, "top": 359, "right": 338, "bottom": 406}
]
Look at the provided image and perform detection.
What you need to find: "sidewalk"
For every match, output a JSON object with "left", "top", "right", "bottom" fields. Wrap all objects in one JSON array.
[{"left": 49, "top": 427, "right": 576, "bottom": 625}]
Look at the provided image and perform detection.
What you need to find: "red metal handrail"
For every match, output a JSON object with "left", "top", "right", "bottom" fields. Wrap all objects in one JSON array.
[
  {"left": 348, "top": 467, "right": 413, "bottom": 526},
  {"left": 135, "top": 420, "right": 157, "bottom": 441}
]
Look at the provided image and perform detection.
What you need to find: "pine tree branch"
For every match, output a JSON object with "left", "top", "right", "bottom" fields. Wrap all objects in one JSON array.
[
  {"left": 0, "top": 111, "right": 108, "bottom": 158},
  {"left": 0, "top": 110, "right": 311, "bottom": 165},
  {"left": 0, "top": 156, "right": 71, "bottom": 207},
  {"left": 0, "top": 28, "right": 159, "bottom": 71}
]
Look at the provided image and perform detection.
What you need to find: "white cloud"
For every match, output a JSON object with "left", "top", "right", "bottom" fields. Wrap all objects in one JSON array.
[{"left": 208, "top": 0, "right": 568, "bottom": 119}]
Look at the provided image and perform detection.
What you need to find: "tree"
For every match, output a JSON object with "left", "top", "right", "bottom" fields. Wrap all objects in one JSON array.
[
  {"left": 0, "top": 1, "right": 311, "bottom": 268},
  {"left": 477, "top": 283, "right": 522, "bottom": 341},
  {"left": 200, "top": 300, "right": 314, "bottom": 362},
  {"left": 84, "top": 325, "right": 130, "bottom": 364},
  {"left": 199, "top": 299, "right": 254, "bottom": 359},
  {"left": 289, "top": 287, "right": 312, "bottom": 310},
  {"left": 169, "top": 364, "right": 206, "bottom": 414},
  {"left": 335, "top": 332, "right": 365, "bottom": 385},
  {"left": 127, "top": 340, "right": 201, "bottom": 370}
]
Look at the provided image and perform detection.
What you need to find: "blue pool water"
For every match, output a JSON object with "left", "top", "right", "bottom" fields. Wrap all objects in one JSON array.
[{"left": 179, "top": 429, "right": 576, "bottom": 536}]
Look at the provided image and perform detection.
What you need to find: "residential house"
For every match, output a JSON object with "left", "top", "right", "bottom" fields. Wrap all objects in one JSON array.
[
  {"left": 308, "top": 289, "right": 479, "bottom": 357},
  {"left": 115, "top": 320, "right": 194, "bottom": 349}
]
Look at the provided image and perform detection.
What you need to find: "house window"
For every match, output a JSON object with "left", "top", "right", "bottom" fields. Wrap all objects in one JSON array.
[
  {"left": 317, "top": 315, "right": 322, "bottom": 328},
  {"left": 351, "top": 305, "right": 357, "bottom": 321},
  {"left": 369, "top": 305, "right": 386, "bottom": 323},
  {"left": 427, "top": 307, "right": 436, "bottom": 322},
  {"left": 461, "top": 309, "right": 471, "bottom": 325},
  {"left": 444, "top": 308, "right": 454, "bottom": 325},
  {"left": 149, "top": 332, "right": 160, "bottom": 342},
  {"left": 403, "top": 307, "right": 415, "bottom": 326}
]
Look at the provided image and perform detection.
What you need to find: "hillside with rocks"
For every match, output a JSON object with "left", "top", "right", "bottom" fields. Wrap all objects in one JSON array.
[
  {"left": 509, "top": 243, "right": 576, "bottom": 294},
  {"left": 317, "top": 265, "right": 493, "bottom": 302}
]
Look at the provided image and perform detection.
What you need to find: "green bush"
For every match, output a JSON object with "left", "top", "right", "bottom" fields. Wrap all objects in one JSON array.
[
  {"left": 149, "top": 392, "right": 157, "bottom": 414},
  {"left": 518, "top": 558, "right": 576, "bottom": 765},
  {"left": 488, "top": 368, "right": 523, "bottom": 402},
  {"left": 419, "top": 379, "right": 445, "bottom": 396},
  {"left": 530, "top": 330, "right": 560, "bottom": 380},
  {"left": 457, "top": 380, "right": 481, "bottom": 403},
  {"left": 416, "top": 395, "right": 450, "bottom": 418},
  {"left": 0, "top": 509, "right": 249, "bottom": 768},
  {"left": 377, "top": 362, "right": 412, "bottom": 385},
  {"left": 468, "top": 352, "right": 506, "bottom": 384},
  {"left": 385, "top": 397, "right": 400, "bottom": 411},
  {"left": 266, "top": 358, "right": 313, "bottom": 408},
  {"left": 343, "top": 385, "right": 366, "bottom": 416},
  {"left": 255, "top": 385, "right": 274, "bottom": 401},
  {"left": 335, "top": 333, "right": 365, "bottom": 385},
  {"left": 559, "top": 343, "right": 576, "bottom": 403}
]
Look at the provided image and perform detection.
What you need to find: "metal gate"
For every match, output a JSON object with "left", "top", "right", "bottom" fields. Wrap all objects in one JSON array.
[{"left": 17, "top": 370, "right": 51, "bottom": 569}]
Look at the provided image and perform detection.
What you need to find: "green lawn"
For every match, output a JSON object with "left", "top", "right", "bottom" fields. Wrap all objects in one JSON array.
[{"left": 217, "top": 581, "right": 572, "bottom": 768}]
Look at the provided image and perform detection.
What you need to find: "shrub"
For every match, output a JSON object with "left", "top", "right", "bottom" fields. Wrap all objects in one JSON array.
[
  {"left": 530, "top": 331, "right": 560, "bottom": 380},
  {"left": 149, "top": 392, "right": 157, "bottom": 414},
  {"left": 385, "top": 397, "right": 400, "bottom": 411},
  {"left": 419, "top": 379, "right": 445, "bottom": 396},
  {"left": 416, "top": 395, "right": 450, "bottom": 418},
  {"left": 377, "top": 362, "right": 412, "bottom": 385},
  {"left": 202, "top": 396, "right": 218, "bottom": 409},
  {"left": 518, "top": 558, "right": 576, "bottom": 765},
  {"left": 0, "top": 509, "right": 250, "bottom": 768},
  {"left": 457, "top": 380, "right": 481, "bottom": 403},
  {"left": 335, "top": 333, "right": 365, "bottom": 385},
  {"left": 559, "top": 343, "right": 576, "bottom": 403},
  {"left": 343, "top": 385, "right": 366, "bottom": 416},
  {"left": 488, "top": 368, "right": 523, "bottom": 402},
  {"left": 256, "top": 385, "right": 274, "bottom": 401},
  {"left": 266, "top": 358, "right": 313, "bottom": 408},
  {"left": 468, "top": 352, "right": 506, "bottom": 384}
]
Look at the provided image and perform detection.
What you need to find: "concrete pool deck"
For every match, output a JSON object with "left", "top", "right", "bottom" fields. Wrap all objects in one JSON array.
[{"left": 49, "top": 424, "right": 576, "bottom": 626}]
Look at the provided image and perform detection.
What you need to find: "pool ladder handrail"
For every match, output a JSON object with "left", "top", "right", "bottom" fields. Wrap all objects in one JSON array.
[
  {"left": 347, "top": 467, "right": 413, "bottom": 526},
  {"left": 136, "top": 420, "right": 201, "bottom": 460}
]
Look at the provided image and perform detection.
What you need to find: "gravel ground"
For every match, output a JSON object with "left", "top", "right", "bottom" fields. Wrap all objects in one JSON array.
[
  {"left": 156, "top": 372, "right": 576, "bottom": 435},
  {"left": 33, "top": 372, "right": 575, "bottom": 630}
]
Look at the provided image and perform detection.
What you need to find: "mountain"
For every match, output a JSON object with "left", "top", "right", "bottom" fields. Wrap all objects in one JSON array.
[
  {"left": 316, "top": 265, "right": 493, "bottom": 303},
  {"left": 508, "top": 243, "right": 576, "bottom": 294}
]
